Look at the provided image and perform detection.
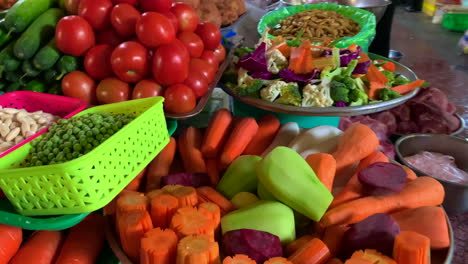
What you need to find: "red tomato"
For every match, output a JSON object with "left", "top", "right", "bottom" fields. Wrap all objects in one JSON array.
[
  {"left": 136, "top": 12, "right": 176, "bottom": 48},
  {"left": 112, "top": 0, "right": 137, "bottom": 5},
  {"left": 170, "top": 3, "right": 199, "bottom": 32},
  {"left": 164, "top": 84, "right": 196, "bottom": 114},
  {"left": 184, "top": 71, "right": 208, "bottom": 98},
  {"left": 96, "top": 28, "right": 124, "bottom": 47},
  {"left": 213, "top": 43, "right": 226, "bottom": 63},
  {"left": 152, "top": 40, "right": 190, "bottom": 86},
  {"left": 132, "top": 79, "right": 163, "bottom": 99},
  {"left": 78, "top": 0, "right": 113, "bottom": 30},
  {"left": 56, "top": 16, "right": 95, "bottom": 56},
  {"left": 177, "top": 31, "right": 204, "bottom": 58},
  {"left": 61, "top": 71, "right": 97, "bottom": 104},
  {"left": 200, "top": 50, "right": 218, "bottom": 66},
  {"left": 110, "top": 4, "right": 141, "bottom": 38},
  {"left": 189, "top": 58, "right": 216, "bottom": 83},
  {"left": 96, "top": 77, "right": 131, "bottom": 104},
  {"left": 140, "top": 0, "right": 172, "bottom": 12},
  {"left": 161, "top": 11, "right": 178, "bottom": 33},
  {"left": 195, "top": 22, "right": 221, "bottom": 50},
  {"left": 111, "top": 41, "right": 149, "bottom": 83},
  {"left": 64, "top": 0, "right": 80, "bottom": 15},
  {"left": 84, "top": 45, "right": 114, "bottom": 80}
]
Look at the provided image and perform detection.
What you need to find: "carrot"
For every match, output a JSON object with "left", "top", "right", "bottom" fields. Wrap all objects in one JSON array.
[
  {"left": 116, "top": 191, "right": 148, "bottom": 217},
  {"left": 285, "top": 235, "right": 315, "bottom": 256},
  {"left": 322, "top": 225, "right": 349, "bottom": 257},
  {"left": 276, "top": 42, "right": 292, "bottom": 57},
  {"left": 321, "top": 176, "right": 445, "bottom": 227},
  {"left": 170, "top": 207, "right": 215, "bottom": 239},
  {"left": 265, "top": 257, "right": 294, "bottom": 264},
  {"left": 105, "top": 190, "right": 144, "bottom": 216},
  {"left": 150, "top": 194, "right": 179, "bottom": 228},
  {"left": 391, "top": 206, "right": 449, "bottom": 249},
  {"left": 10, "top": 230, "right": 63, "bottom": 264},
  {"left": 202, "top": 109, "right": 233, "bottom": 159},
  {"left": 223, "top": 254, "right": 256, "bottom": 264},
  {"left": 140, "top": 228, "right": 178, "bottom": 264},
  {"left": 391, "top": 80, "right": 425, "bottom": 95},
  {"left": 146, "top": 137, "right": 177, "bottom": 191},
  {"left": 402, "top": 165, "right": 417, "bottom": 181},
  {"left": 346, "top": 249, "right": 396, "bottom": 264},
  {"left": 289, "top": 45, "right": 306, "bottom": 74},
  {"left": 347, "top": 43, "right": 358, "bottom": 52},
  {"left": 393, "top": 231, "right": 430, "bottom": 264},
  {"left": 118, "top": 210, "right": 154, "bottom": 262},
  {"left": 220, "top": 117, "right": 259, "bottom": 168},
  {"left": 176, "top": 234, "right": 220, "bottom": 264},
  {"left": 0, "top": 224, "right": 22, "bottom": 264},
  {"left": 288, "top": 238, "right": 331, "bottom": 264},
  {"left": 199, "top": 202, "right": 221, "bottom": 230},
  {"left": 206, "top": 158, "right": 221, "bottom": 186},
  {"left": 330, "top": 151, "right": 389, "bottom": 208},
  {"left": 197, "top": 186, "right": 236, "bottom": 215},
  {"left": 55, "top": 214, "right": 106, "bottom": 264},
  {"left": 344, "top": 259, "right": 373, "bottom": 264},
  {"left": 325, "top": 258, "right": 344, "bottom": 264},
  {"left": 243, "top": 114, "right": 280, "bottom": 156},
  {"left": 382, "top": 61, "right": 395, "bottom": 72},
  {"left": 311, "top": 56, "right": 336, "bottom": 70},
  {"left": 163, "top": 185, "right": 199, "bottom": 207},
  {"left": 306, "top": 153, "right": 337, "bottom": 191},
  {"left": 332, "top": 124, "right": 380, "bottom": 172},
  {"left": 179, "top": 127, "right": 207, "bottom": 173},
  {"left": 125, "top": 168, "right": 147, "bottom": 191},
  {"left": 366, "top": 62, "right": 388, "bottom": 99}
]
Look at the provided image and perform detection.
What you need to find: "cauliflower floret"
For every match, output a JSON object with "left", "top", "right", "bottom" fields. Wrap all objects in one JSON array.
[
  {"left": 256, "top": 28, "right": 272, "bottom": 49},
  {"left": 237, "top": 68, "right": 255, "bottom": 87},
  {"left": 260, "top": 80, "right": 287, "bottom": 102},
  {"left": 266, "top": 49, "right": 288, "bottom": 74},
  {"left": 302, "top": 83, "right": 334, "bottom": 107}
]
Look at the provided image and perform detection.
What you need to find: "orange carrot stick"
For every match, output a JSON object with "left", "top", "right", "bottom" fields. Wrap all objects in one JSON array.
[
  {"left": 346, "top": 249, "right": 396, "bottom": 264},
  {"left": 179, "top": 127, "right": 207, "bottom": 173},
  {"left": 125, "top": 168, "right": 147, "bottom": 191},
  {"left": 140, "top": 228, "right": 178, "bottom": 264},
  {"left": 391, "top": 80, "right": 425, "bottom": 95},
  {"left": 391, "top": 206, "right": 449, "bottom": 249},
  {"left": 366, "top": 62, "right": 388, "bottom": 99},
  {"left": 321, "top": 176, "right": 445, "bottom": 227},
  {"left": 243, "top": 114, "right": 280, "bottom": 156},
  {"left": 118, "top": 210, "right": 154, "bottom": 262},
  {"left": 197, "top": 186, "right": 236, "bottom": 215},
  {"left": 202, "top": 109, "right": 233, "bottom": 159},
  {"left": 55, "top": 214, "right": 106, "bottom": 264},
  {"left": 322, "top": 225, "right": 349, "bottom": 257},
  {"left": 150, "top": 194, "right": 179, "bottom": 229},
  {"left": 220, "top": 117, "right": 259, "bottom": 168},
  {"left": 199, "top": 202, "right": 221, "bottom": 230},
  {"left": 116, "top": 192, "right": 148, "bottom": 217},
  {"left": 206, "top": 158, "right": 221, "bottom": 187},
  {"left": 105, "top": 190, "right": 144, "bottom": 216},
  {"left": 146, "top": 137, "right": 177, "bottom": 191},
  {"left": 325, "top": 258, "right": 344, "bottom": 264},
  {"left": 265, "top": 257, "right": 294, "bottom": 264},
  {"left": 223, "top": 254, "right": 256, "bottom": 264},
  {"left": 393, "top": 231, "right": 430, "bottom": 264},
  {"left": 306, "top": 153, "right": 337, "bottom": 191},
  {"left": 288, "top": 238, "right": 331, "bottom": 264},
  {"left": 285, "top": 235, "right": 315, "bottom": 257},
  {"left": 0, "top": 224, "right": 22, "bottom": 264},
  {"left": 146, "top": 189, "right": 168, "bottom": 201},
  {"left": 402, "top": 165, "right": 417, "bottom": 181},
  {"left": 333, "top": 124, "right": 380, "bottom": 172},
  {"left": 163, "top": 185, "right": 199, "bottom": 207},
  {"left": 176, "top": 234, "right": 220, "bottom": 264},
  {"left": 9, "top": 230, "right": 63, "bottom": 264},
  {"left": 170, "top": 207, "right": 215, "bottom": 239},
  {"left": 382, "top": 61, "right": 395, "bottom": 72}
]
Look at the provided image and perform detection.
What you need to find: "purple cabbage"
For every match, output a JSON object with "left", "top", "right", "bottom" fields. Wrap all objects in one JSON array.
[
  {"left": 335, "top": 101, "right": 348, "bottom": 107},
  {"left": 322, "top": 46, "right": 362, "bottom": 67},
  {"left": 279, "top": 68, "right": 319, "bottom": 83},
  {"left": 161, "top": 173, "right": 211, "bottom": 188},
  {"left": 353, "top": 60, "right": 371, "bottom": 75},
  {"left": 251, "top": 71, "right": 274, "bottom": 80},
  {"left": 238, "top": 42, "right": 268, "bottom": 73}
]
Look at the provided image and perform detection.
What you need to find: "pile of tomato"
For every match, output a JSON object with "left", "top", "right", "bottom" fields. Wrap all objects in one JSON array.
[{"left": 56, "top": 0, "right": 225, "bottom": 114}]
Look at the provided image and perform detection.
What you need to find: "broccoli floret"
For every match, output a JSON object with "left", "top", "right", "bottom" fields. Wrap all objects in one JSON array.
[
  {"left": 221, "top": 68, "right": 238, "bottom": 87},
  {"left": 378, "top": 88, "right": 402, "bottom": 101},
  {"left": 381, "top": 70, "right": 395, "bottom": 86},
  {"left": 354, "top": 77, "right": 366, "bottom": 91},
  {"left": 321, "top": 66, "right": 343, "bottom": 80},
  {"left": 275, "top": 84, "right": 302, "bottom": 106},
  {"left": 392, "top": 75, "right": 411, "bottom": 86},
  {"left": 330, "top": 81, "right": 350, "bottom": 103},
  {"left": 237, "top": 79, "right": 264, "bottom": 98},
  {"left": 349, "top": 88, "right": 369, "bottom": 106},
  {"left": 235, "top": 47, "right": 255, "bottom": 58},
  {"left": 333, "top": 75, "right": 355, "bottom": 90},
  {"left": 343, "top": 60, "right": 359, "bottom": 76}
]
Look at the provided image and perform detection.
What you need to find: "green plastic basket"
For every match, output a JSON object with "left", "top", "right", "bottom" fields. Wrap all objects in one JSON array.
[
  {"left": 0, "top": 97, "right": 170, "bottom": 216},
  {"left": 441, "top": 13, "right": 468, "bottom": 32}
]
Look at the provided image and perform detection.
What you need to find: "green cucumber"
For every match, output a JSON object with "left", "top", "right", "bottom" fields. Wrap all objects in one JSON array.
[
  {"left": 5, "top": 71, "right": 21, "bottom": 83},
  {"left": 3, "top": 55, "right": 21, "bottom": 72},
  {"left": 21, "top": 60, "right": 41, "bottom": 77},
  {"left": 0, "top": 10, "right": 8, "bottom": 20},
  {"left": 56, "top": 55, "right": 79, "bottom": 80},
  {"left": 14, "top": 8, "right": 65, "bottom": 60},
  {"left": 42, "top": 67, "right": 59, "bottom": 83},
  {"left": 24, "top": 80, "right": 46, "bottom": 93},
  {"left": 33, "top": 38, "right": 61, "bottom": 70},
  {"left": 0, "top": 41, "right": 18, "bottom": 75},
  {"left": 0, "top": 20, "right": 12, "bottom": 49},
  {"left": 6, "top": 83, "right": 22, "bottom": 92},
  {"left": 46, "top": 82, "right": 62, "bottom": 95},
  {"left": 0, "top": 82, "right": 7, "bottom": 92},
  {"left": 3, "top": 0, "right": 56, "bottom": 33}
]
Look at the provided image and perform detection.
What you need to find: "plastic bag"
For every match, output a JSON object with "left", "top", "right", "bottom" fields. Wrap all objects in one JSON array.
[{"left": 257, "top": 3, "right": 377, "bottom": 51}]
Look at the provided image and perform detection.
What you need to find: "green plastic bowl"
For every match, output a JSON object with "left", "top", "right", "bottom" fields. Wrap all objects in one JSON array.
[{"left": 258, "top": 3, "right": 377, "bottom": 51}]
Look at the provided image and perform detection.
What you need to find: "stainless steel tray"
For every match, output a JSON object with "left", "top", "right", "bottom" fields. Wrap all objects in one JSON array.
[{"left": 220, "top": 53, "right": 421, "bottom": 117}]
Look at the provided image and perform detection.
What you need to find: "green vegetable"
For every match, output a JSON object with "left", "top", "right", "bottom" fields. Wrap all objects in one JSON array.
[
  {"left": 42, "top": 68, "right": 59, "bottom": 83},
  {"left": 3, "top": 0, "right": 57, "bottom": 34},
  {"left": 235, "top": 47, "right": 255, "bottom": 58},
  {"left": 221, "top": 67, "right": 238, "bottom": 87},
  {"left": 349, "top": 88, "right": 369, "bottom": 106},
  {"left": 0, "top": 20, "right": 12, "bottom": 49},
  {"left": 6, "top": 83, "right": 22, "bottom": 92},
  {"left": 14, "top": 8, "right": 65, "bottom": 60},
  {"left": 381, "top": 70, "right": 395, "bottom": 86},
  {"left": 230, "top": 192, "right": 260, "bottom": 208},
  {"left": 257, "top": 182, "right": 277, "bottom": 201},
  {"left": 320, "top": 66, "right": 343, "bottom": 81},
  {"left": 21, "top": 60, "right": 41, "bottom": 77},
  {"left": 5, "top": 71, "right": 22, "bottom": 83},
  {"left": 56, "top": 55, "right": 80, "bottom": 80},
  {"left": 24, "top": 80, "right": 46, "bottom": 92},
  {"left": 378, "top": 88, "right": 401, "bottom": 101},
  {"left": 343, "top": 60, "right": 358, "bottom": 76},
  {"left": 392, "top": 75, "right": 411, "bottom": 87},
  {"left": 25, "top": 113, "right": 135, "bottom": 167},
  {"left": 33, "top": 38, "right": 61, "bottom": 70},
  {"left": 237, "top": 79, "right": 264, "bottom": 98},
  {"left": 47, "top": 82, "right": 62, "bottom": 95},
  {"left": 333, "top": 75, "right": 355, "bottom": 90},
  {"left": 256, "top": 147, "right": 333, "bottom": 221},
  {"left": 0, "top": 10, "right": 8, "bottom": 20},
  {"left": 286, "top": 29, "right": 304, "bottom": 47},
  {"left": 0, "top": 82, "right": 7, "bottom": 92},
  {"left": 0, "top": 41, "right": 21, "bottom": 75},
  {"left": 332, "top": 47, "right": 340, "bottom": 69},
  {"left": 274, "top": 85, "right": 302, "bottom": 106},
  {"left": 216, "top": 155, "right": 262, "bottom": 199},
  {"left": 221, "top": 200, "right": 296, "bottom": 244},
  {"left": 330, "top": 80, "right": 350, "bottom": 103}
]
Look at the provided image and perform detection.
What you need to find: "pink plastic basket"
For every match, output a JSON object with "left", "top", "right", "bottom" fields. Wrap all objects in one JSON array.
[{"left": 0, "top": 91, "right": 88, "bottom": 158}]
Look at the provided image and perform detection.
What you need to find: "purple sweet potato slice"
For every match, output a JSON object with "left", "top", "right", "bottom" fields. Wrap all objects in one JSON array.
[
  {"left": 222, "top": 229, "right": 283, "bottom": 263},
  {"left": 161, "top": 172, "right": 210, "bottom": 188},
  {"left": 341, "top": 213, "right": 400, "bottom": 258},
  {"left": 358, "top": 162, "right": 407, "bottom": 196}
]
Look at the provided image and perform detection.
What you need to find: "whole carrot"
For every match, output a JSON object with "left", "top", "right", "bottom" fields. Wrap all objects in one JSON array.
[
  {"left": 243, "top": 114, "right": 280, "bottom": 156},
  {"left": 10, "top": 230, "right": 64, "bottom": 264},
  {"left": 206, "top": 159, "right": 221, "bottom": 186},
  {"left": 322, "top": 225, "right": 349, "bottom": 257},
  {"left": 202, "top": 109, "right": 233, "bottom": 159},
  {"left": 321, "top": 176, "right": 445, "bottom": 227},
  {"left": 197, "top": 186, "right": 236, "bottom": 215},
  {"left": 402, "top": 165, "right": 417, "bottom": 181},
  {"left": 285, "top": 235, "right": 316, "bottom": 256},
  {"left": 0, "top": 224, "right": 22, "bottom": 264},
  {"left": 306, "top": 153, "right": 337, "bottom": 191},
  {"left": 288, "top": 238, "right": 331, "bottom": 264},
  {"left": 220, "top": 117, "right": 259, "bottom": 168},
  {"left": 179, "top": 127, "right": 207, "bottom": 173},
  {"left": 146, "top": 137, "right": 177, "bottom": 191},
  {"left": 55, "top": 214, "right": 106, "bottom": 264},
  {"left": 125, "top": 168, "right": 147, "bottom": 192}
]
